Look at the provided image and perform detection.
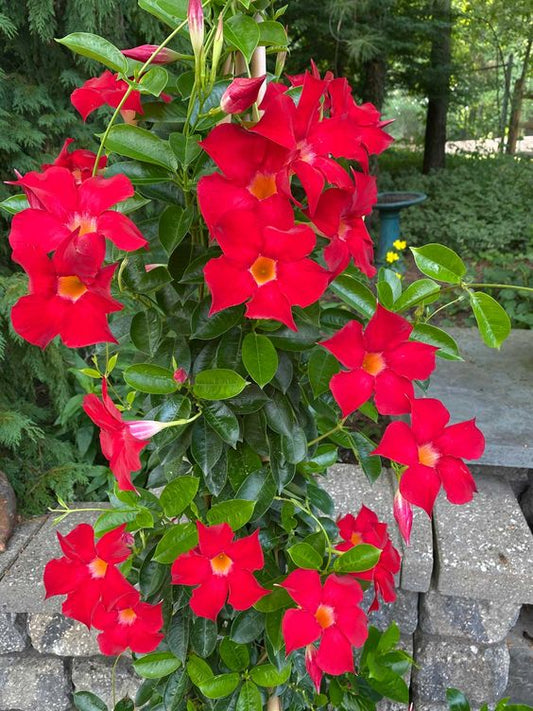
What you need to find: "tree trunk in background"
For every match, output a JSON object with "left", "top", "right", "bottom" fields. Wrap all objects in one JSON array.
[
  {"left": 499, "top": 53, "right": 513, "bottom": 153},
  {"left": 361, "top": 56, "right": 387, "bottom": 111},
  {"left": 506, "top": 37, "right": 532, "bottom": 155},
  {"left": 422, "top": 0, "right": 452, "bottom": 174}
]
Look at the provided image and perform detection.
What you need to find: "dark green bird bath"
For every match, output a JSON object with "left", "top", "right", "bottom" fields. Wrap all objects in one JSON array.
[{"left": 374, "top": 192, "right": 427, "bottom": 267}]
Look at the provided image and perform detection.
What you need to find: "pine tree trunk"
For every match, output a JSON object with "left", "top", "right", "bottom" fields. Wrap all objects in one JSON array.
[
  {"left": 361, "top": 56, "right": 387, "bottom": 111},
  {"left": 422, "top": 0, "right": 452, "bottom": 174},
  {"left": 506, "top": 37, "right": 532, "bottom": 155}
]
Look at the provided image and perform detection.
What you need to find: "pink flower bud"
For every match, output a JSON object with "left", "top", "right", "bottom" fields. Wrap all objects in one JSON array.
[
  {"left": 122, "top": 531, "right": 135, "bottom": 547},
  {"left": 173, "top": 368, "right": 188, "bottom": 384},
  {"left": 126, "top": 420, "right": 169, "bottom": 441},
  {"left": 220, "top": 76, "right": 266, "bottom": 114},
  {"left": 144, "top": 263, "right": 165, "bottom": 272},
  {"left": 393, "top": 489, "right": 413, "bottom": 545},
  {"left": 188, "top": 0, "right": 204, "bottom": 59},
  {"left": 121, "top": 45, "right": 181, "bottom": 65}
]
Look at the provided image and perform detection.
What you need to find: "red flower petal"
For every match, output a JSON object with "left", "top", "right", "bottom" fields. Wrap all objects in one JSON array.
[
  {"left": 62, "top": 578, "right": 102, "bottom": 627},
  {"left": 79, "top": 175, "right": 134, "bottom": 215},
  {"left": 399, "top": 463, "right": 442, "bottom": 515},
  {"left": 282, "top": 569, "right": 322, "bottom": 610},
  {"left": 11, "top": 295, "right": 66, "bottom": 348},
  {"left": 198, "top": 174, "right": 257, "bottom": 234},
  {"left": 43, "top": 558, "right": 85, "bottom": 597},
  {"left": 277, "top": 259, "right": 329, "bottom": 309},
  {"left": 245, "top": 282, "right": 296, "bottom": 330},
  {"left": 316, "top": 626, "right": 355, "bottom": 675},
  {"left": 373, "top": 421, "right": 418, "bottom": 466},
  {"left": 293, "top": 160, "right": 324, "bottom": 215},
  {"left": 373, "top": 370, "right": 414, "bottom": 415},
  {"left": 385, "top": 341, "right": 437, "bottom": 381},
  {"left": 204, "top": 256, "right": 256, "bottom": 314},
  {"left": 11, "top": 167, "right": 78, "bottom": 217},
  {"left": 363, "top": 305, "right": 412, "bottom": 353},
  {"left": 437, "top": 455, "right": 477, "bottom": 505},
  {"left": 435, "top": 420, "right": 485, "bottom": 461},
  {"left": 227, "top": 529, "right": 264, "bottom": 570},
  {"left": 190, "top": 575, "right": 229, "bottom": 621},
  {"left": 410, "top": 398, "right": 450, "bottom": 444},
  {"left": 227, "top": 569, "right": 268, "bottom": 609},
  {"left": 107, "top": 431, "right": 146, "bottom": 491},
  {"left": 323, "top": 574, "right": 364, "bottom": 608},
  {"left": 9, "top": 210, "right": 69, "bottom": 263},
  {"left": 263, "top": 224, "right": 316, "bottom": 261},
  {"left": 213, "top": 210, "right": 264, "bottom": 262},
  {"left": 57, "top": 523, "right": 96, "bottom": 562},
  {"left": 321, "top": 320, "right": 365, "bottom": 370},
  {"left": 95, "top": 524, "right": 131, "bottom": 564},
  {"left": 197, "top": 521, "right": 234, "bottom": 558},
  {"left": 96, "top": 211, "right": 147, "bottom": 251},
  {"left": 329, "top": 368, "right": 374, "bottom": 418},
  {"left": 282, "top": 608, "right": 321, "bottom": 654},
  {"left": 334, "top": 606, "right": 368, "bottom": 648},
  {"left": 171, "top": 550, "right": 211, "bottom": 585}
]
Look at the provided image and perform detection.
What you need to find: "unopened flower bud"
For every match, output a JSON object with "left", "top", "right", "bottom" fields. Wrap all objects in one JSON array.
[
  {"left": 173, "top": 368, "right": 188, "bottom": 384},
  {"left": 122, "top": 45, "right": 181, "bottom": 65},
  {"left": 220, "top": 76, "right": 266, "bottom": 114},
  {"left": 122, "top": 531, "right": 135, "bottom": 547},
  {"left": 188, "top": 0, "right": 204, "bottom": 60},
  {"left": 210, "top": 14, "right": 224, "bottom": 82},
  {"left": 393, "top": 489, "right": 413, "bottom": 545},
  {"left": 275, "top": 49, "right": 287, "bottom": 78},
  {"left": 126, "top": 420, "right": 169, "bottom": 441}
]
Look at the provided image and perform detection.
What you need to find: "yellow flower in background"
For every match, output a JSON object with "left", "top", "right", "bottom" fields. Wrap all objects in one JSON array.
[
  {"left": 395, "top": 272, "right": 402, "bottom": 279},
  {"left": 393, "top": 239, "right": 407, "bottom": 250},
  {"left": 386, "top": 251, "right": 400, "bottom": 264}
]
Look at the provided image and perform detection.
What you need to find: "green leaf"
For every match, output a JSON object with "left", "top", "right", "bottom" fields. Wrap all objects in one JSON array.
[
  {"left": 193, "top": 369, "right": 248, "bottom": 400},
  {"left": 153, "top": 522, "right": 198, "bottom": 564},
  {"left": 106, "top": 161, "right": 170, "bottom": 184},
  {"left": 250, "top": 663, "right": 291, "bottom": 687},
  {"left": 333, "top": 543, "right": 381, "bottom": 573},
  {"left": 191, "top": 617, "right": 217, "bottom": 658},
  {"left": 394, "top": 278, "right": 441, "bottom": 311},
  {"left": 169, "top": 132, "right": 203, "bottom": 166},
  {"left": 411, "top": 244, "right": 466, "bottom": 284},
  {"left": 167, "top": 616, "right": 189, "bottom": 664},
  {"left": 124, "top": 363, "right": 178, "bottom": 394},
  {"left": 236, "top": 469, "right": 276, "bottom": 520},
  {"left": 191, "top": 417, "right": 224, "bottom": 475},
  {"left": 297, "top": 444, "right": 338, "bottom": 474},
  {"left": 164, "top": 669, "right": 188, "bottom": 711},
  {"left": 236, "top": 681, "right": 262, "bottom": 711},
  {"left": 0, "top": 194, "right": 29, "bottom": 216},
  {"left": 287, "top": 542, "right": 323, "bottom": 570},
  {"left": 191, "top": 302, "right": 244, "bottom": 340},
  {"left": 133, "top": 652, "right": 180, "bottom": 679},
  {"left": 411, "top": 323, "right": 462, "bottom": 361},
  {"left": 160, "top": 477, "right": 199, "bottom": 517},
  {"left": 469, "top": 291, "right": 511, "bottom": 349},
  {"left": 94, "top": 509, "right": 137, "bottom": 536},
  {"left": 57, "top": 33, "right": 127, "bottom": 73},
  {"left": 206, "top": 499, "right": 255, "bottom": 530},
  {"left": 308, "top": 349, "right": 340, "bottom": 397},
  {"left": 203, "top": 401, "right": 241, "bottom": 447},
  {"left": 330, "top": 274, "right": 376, "bottom": 318},
  {"left": 199, "top": 673, "right": 240, "bottom": 699},
  {"left": 130, "top": 310, "right": 162, "bottom": 356},
  {"left": 219, "top": 638, "right": 250, "bottom": 671},
  {"left": 104, "top": 124, "right": 177, "bottom": 171},
  {"left": 187, "top": 656, "right": 213, "bottom": 686},
  {"left": 258, "top": 21, "right": 288, "bottom": 46},
  {"left": 242, "top": 333, "right": 278, "bottom": 388},
  {"left": 73, "top": 692, "right": 108, "bottom": 711},
  {"left": 254, "top": 586, "right": 292, "bottom": 613},
  {"left": 445, "top": 689, "right": 471, "bottom": 711},
  {"left": 139, "top": 66, "right": 168, "bottom": 96},
  {"left": 224, "top": 15, "right": 260, "bottom": 62},
  {"left": 231, "top": 609, "right": 265, "bottom": 644},
  {"left": 113, "top": 697, "right": 134, "bottom": 711},
  {"left": 138, "top": 0, "right": 187, "bottom": 27},
  {"left": 377, "top": 622, "right": 400, "bottom": 653},
  {"left": 159, "top": 205, "right": 193, "bottom": 254}
]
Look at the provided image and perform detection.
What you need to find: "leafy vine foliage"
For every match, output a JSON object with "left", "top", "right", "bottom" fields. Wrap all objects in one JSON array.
[{"left": 1, "top": 0, "right": 513, "bottom": 709}]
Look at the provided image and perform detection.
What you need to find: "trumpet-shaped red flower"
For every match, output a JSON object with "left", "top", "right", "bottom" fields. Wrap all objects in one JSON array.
[
  {"left": 282, "top": 570, "right": 367, "bottom": 683},
  {"left": 204, "top": 210, "right": 329, "bottom": 330},
  {"left": 9, "top": 166, "right": 147, "bottom": 262},
  {"left": 373, "top": 397, "right": 485, "bottom": 515},
  {"left": 171, "top": 522, "right": 268, "bottom": 621},
  {"left": 308, "top": 171, "right": 377, "bottom": 278},
  {"left": 321, "top": 306, "right": 438, "bottom": 416},
  {"left": 393, "top": 489, "right": 413, "bottom": 545},
  {"left": 43, "top": 523, "right": 133, "bottom": 627},
  {"left": 220, "top": 76, "right": 266, "bottom": 114},
  {"left": 41, "top": 138, "right": 107, "bottom": 184},
  {"left": 198, "top": 123, "right": 291, "bottom": 234},
  {"left": 11, "top": 231, "right": 122, "bottom": 348},
  {"left": 121, "top": 44, "right": 181, "bottom": 64},
  {"left": 83, "top": 379, "right": 150, "bottom": 491},
  {"left": 92, "top": 576, "right": 163, "bottom": 655},
  {"left": 71, "top": 70, "right": 143, "bottom": 121},
  {"left": 336, "top": 506, "right": 400, "bottom": 612}
]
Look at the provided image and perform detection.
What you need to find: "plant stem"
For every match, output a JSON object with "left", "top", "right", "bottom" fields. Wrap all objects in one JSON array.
[
  {"left": 111, "top": 653, "right": 123, "bottom": 708},
  {"left": 466, "top": 282, "right": 533, "bottom": 294},
  {"left": 426, "top": 295, "right": 465, "bottom": 322},
  {"left": 275, "top": 496, "right": 333, "bottom": 570},
  {"left": 307, "top": 418, "right": 347, "bottom": 447}
]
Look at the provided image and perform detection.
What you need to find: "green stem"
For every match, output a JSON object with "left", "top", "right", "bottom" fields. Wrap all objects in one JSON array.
[
  {"left": 307, "top": 418, "right": 347, "bottom": 447},
  {"left": 275, "top": 496, "right": 333, "bottom": 570},
  {"left": 426, "top": 295, "right": 465, "bottom": 322},
  {"left": 466, "top": 282, "right": 533, "bottom": 294},
  {"left": 111, "top": 653, "right": 123, "bottom": 708}
]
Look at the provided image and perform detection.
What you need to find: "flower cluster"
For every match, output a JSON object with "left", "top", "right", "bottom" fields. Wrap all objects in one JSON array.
[{"left": 44, "top": 523, "right": 163, "bottom": 655}]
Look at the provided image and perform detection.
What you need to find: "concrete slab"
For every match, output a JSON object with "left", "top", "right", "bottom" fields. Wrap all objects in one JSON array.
[
  {"left": 321, "top": 464, "right": 433, "bottom": 593},
  {"left": 427, "top": 328, "right": 533, "bottom": 469},
  {"left": 434, "top": 474, "right": 533, "bottom": 603},
  {"left": 0, "top": 516, "right": 47, "bottom": 580},
  {"left": 0, "top": 505, "right": 106, "bottom": 614}
]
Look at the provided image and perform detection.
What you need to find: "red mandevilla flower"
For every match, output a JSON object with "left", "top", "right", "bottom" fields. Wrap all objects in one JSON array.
[
  {"left": 11, "top": 231, "right": 122, "bottom": 348},
  {"left": 121, "top": 44, "right": 181, "bottom": 64},
  {"left": 43, "top": 523, "right": 132, "bottom": 627},
  {"left": 321, "top": 305, "right": 438, "bottom": 416},
  {"left": 282, "top": 569, "right": 368, "bottom": 690},
  {"left": 336, "top": 506, "right": 401, "bottom": 611},
  {"left": 204, "top": 209, "right": 329, "bottom": 330},
  {"left": 41, "top": 138, "right": 107, "bottom": 184},
  {"left": 220, "top": 76, "right": 266, "bottom": 114},
  {"left": 171, "top": 522, "right": 268, "bottom": 621},
  {"left": 82, "top": 379, "right": 150, "bottom": 491},
  {"left": 70, "top": 70, "right": 143, "bottom": 121},
  {"left": 394, "top": 489, "right": 414, "bottom": 545},
  {"left": 8, "top": 166, "right": 147, "bottom": 263},
  {"left": 373, "top": 397, "right": 485, "bottom": 515}
]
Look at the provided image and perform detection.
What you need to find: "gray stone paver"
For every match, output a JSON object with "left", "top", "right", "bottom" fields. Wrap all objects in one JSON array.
[
  {"left": 72, "top": 656, "right": 140, "bottom": 707},
  {"left": 0, "top": 655, "right": 71, "bottom": 711},
  {"left": 0, "top": 516, "right": 47, "bottom": 580},
  {"left": 29, "top": 613, "right": 100, "bottom": 656},
  {"left": 434, "top": 474, "right": 533, "bottom": 603},
  {"left": 428, "top": 328, "right": 533, "bottom": 469}
]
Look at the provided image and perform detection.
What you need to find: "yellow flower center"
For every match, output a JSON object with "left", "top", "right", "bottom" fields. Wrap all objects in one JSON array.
[
  {"left": 315, "top": 604, "right": 335, "bottom": 629},
  {"left": 210, "top": 552, "right": 233, "bottom": 576},
  {"left": 350, "top": 531, "right": 363, "bottom": 545},
  {"left": 118, "top": 608, "right": 137, "bottom": 626},
  {"left": 418, "top": 443, "right": 440, "bottom": 467},
  {"left": 67, "top": 213, "right": 98, "bottom": 236},
  {"left": 57, "top": 275, "right": 88, "bottom": 302},
  {"left": 250, "top": 256, "right": 277, "bottom": 286},
  {"left": 88, "top": 557, "right": 108, "bottom": 579},
  {"left": 362, "top": 352, "right": 386, "bottom": 376},
  {"left": 248, "top": 172, "right": 277, "bottom": 200}
]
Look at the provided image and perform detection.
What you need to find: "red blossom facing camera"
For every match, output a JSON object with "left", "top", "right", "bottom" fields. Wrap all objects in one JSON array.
[
  {"left": 43, "top": 523, "right": 132, "bottom": 627},
  {"left": 281, "top": 569, "right": 368, "bottom": 690},
  {"left": 71, "top": 70, "right": 143, "bottom": 121},
  {"left": 373, "top": 397, "right": 485, "bottom": 515},
  {"left": 171, "top": 522, "right": 269, "bottom": 621},
  {"left": 11, "top": 231, "right": 122, "bottom": 348},
  {"left": 322, "top": 305, "right": 438, "bottom": 416},
  {"left": 336, "top": 506, "right": 401, "bottom": 611},
  {"left": 41, "top": 138, "right": 107, "bottom": 184},
  {"left": 82, "top": 379, "right": 150, "bottom": 491}
]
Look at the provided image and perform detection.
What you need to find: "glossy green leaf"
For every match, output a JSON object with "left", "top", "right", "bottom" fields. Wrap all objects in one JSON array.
[
  {"left": 297, "top": 444, "right": 338, "bottom": 474},
  {"left": 236, "top": 681, "right": 262, "bottom": 711},
  {"left": 104, "top": 124, "right": 177, "bottom": 171},
  {"left": 190, "top": 617, "right": 217, "bottom": 658},
  {"left": 258, "top": 21, "right": 288, "bottom": 46},
  {"left": 469, "top": 291, "right": 511, "bottom": 349},
  {"left": 191, "top": 418, "right": 224, "bottom": 475},
  {"left": 130, "top": 310, "right": 162, "bottom": 356},
  {"left": 330, "top": 274, "right": 376, "bottom": 318},
  {"left": 139, "top": 66, "right": 168, "bottom": 96},
  {"left": 287, "top": 542, "right": 323, "bottom": 570},
  {"left": 133, "top": 651, "right": 180, "bottom": 679},
  {"left": 219, "top": 638, "right": 250, "bottom": 671},
  {"left": 411, "top": 323, "right": 462, "bottom": 361},
  {"left": 203, "top": 401, "right": 240, "bottom": 447},
  {"left": 224, "top": 15, "right": 260, "bottom": 62},
  {"left": 0, "top": 194, "right": 29, "bottom": 216},
  {"left": 187, "top": 656, "right": 213, "bottom": 686},
  {"left": 57, "top": 33, "right": 127, "bottom": 73},
  {"left": 191, "top": 301, "right": 244, "bottom": 340},
  {"left": 250, "top": 663, "right": 291, "bottom": 687},
  {"left": 236, "top": 469, "right": 276, "bottom": 520},
  {"left": 206, "top": 499, "right": 255, "bottom": 530},
  {"left": 138, "top": 0, "right": 187, "bottom": 27},
  {"left": 153, "top": 522, "right": 198, "bottom": 564},
  {"left": 394, "top": 278, "right": 441, "bottom": 311},
  {"left": 334, "top": 543, "right": 381, "bottom": 573},
  {"left": 160, "top": 477, "right": 199, "bottom": 517},
  {"left": 308, "top": 348, "right": 340, "bottom": 397},
  {"left": 199, "top": 673, "right": 240, "bottom": 699},
  {"left": 411, "top": 244, "right": 466, "bottom": 284},
  {"left": 113, "top": 697, "right": 134, "bottom": 711},
  {"left": 124, "top": 363, "right": 178, "bottom": 394},
  {"left": 242, "top": 333, "right": 278, "bottom": 388},
  {"left": 169, "top": 132, "right": 202, "bottom": 166},
  {"left": 193, "top": 369, "right": 248, "bottom": 400},
  {"left": 163, "top": 669, "right": 188, "bottom": 711},
  {"left": 230, "top": 609, "right": 265, "bottom": 644},
  {"left": 159, "top": 205, "right": 194, "bottom": 254},
  {"left": 106, "top": 161, "right": 170, "bottom": 184},
  {"left": 73, "top": 692, "right": 108, "bottom": 711},
  {"left": 94, "top": 509, "right": 137, "bottom": 536},
  {"left": 445, "top": 689, "right": 471, "bottom": 711}
]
